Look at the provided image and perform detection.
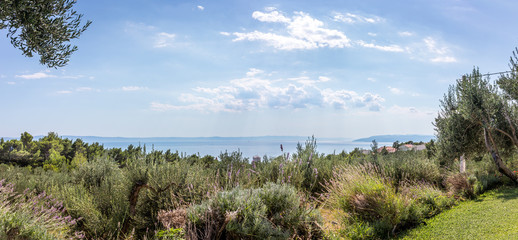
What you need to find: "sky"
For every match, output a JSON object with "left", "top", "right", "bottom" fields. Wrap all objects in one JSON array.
[{"left": 1, "top": 0, "right": 518, "bottom": 138}]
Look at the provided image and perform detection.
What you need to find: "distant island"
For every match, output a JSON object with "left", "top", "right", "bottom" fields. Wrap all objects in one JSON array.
[
  {"left": 2, "top": 134, "right": 436, "bottom": 145},
  {"left": 353, "top": 134, "right": 435, "bottom": 143}
]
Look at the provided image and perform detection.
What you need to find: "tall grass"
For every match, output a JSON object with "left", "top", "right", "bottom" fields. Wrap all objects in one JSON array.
[
  {"left": 0, "top": 135, "right": 515, "bottom": 239},
  {"left": 322, "top": 163, "right": 455, "bottom": 239},
  {"left": 185, "top": 182, "right": 323, "bottom": 239},
  {"left": 0, "top": 179, "right": 84, "bottom": 239}
]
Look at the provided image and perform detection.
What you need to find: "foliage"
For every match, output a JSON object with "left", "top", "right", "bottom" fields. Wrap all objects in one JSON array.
[
  {"left": 375, "top": 151, "right": 442, "bottom": 188},
  {"left": 57, "top": 156, "right": 129, "bottom": 239},
  {"left": 156, "top": 228, "right": 185, "bottom": 240},
  {"left": 444, "top": 173, "right": 476, "bottom": 199},
  {"left": 0, "top": 179, "right": 84, "bottom": 239},
  {"left": 0, "top": 132, "right": 511, "bottom": 239},
  {"left": 435, "top": 48, "right": 518, "bottom": 183},
  {"left": 323, "top": 164, "right": 456, "bottom": 239},
  {"left": 186, "top": 182, "right": 323, "bottom": 239},
  {"left": 0, "top": 0, "right": 91, "bottom": 67}
]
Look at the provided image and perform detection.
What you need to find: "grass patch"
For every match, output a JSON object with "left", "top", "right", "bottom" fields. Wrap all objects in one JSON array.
[{"left": 400, "top": 186, "right": 518, "bottom": 240}]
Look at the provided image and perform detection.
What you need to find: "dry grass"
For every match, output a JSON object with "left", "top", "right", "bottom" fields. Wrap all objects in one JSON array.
[
  {"left": 318, "top": 208, "right": 343, "bottom": 234},
  {"left": 157, "top": 208, "right": 187, "bottom": 229},
  {"left": 445, "top": 173, "right": 475, "bottom": 199}
]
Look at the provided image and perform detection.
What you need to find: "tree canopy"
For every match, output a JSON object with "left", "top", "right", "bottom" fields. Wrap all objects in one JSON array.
[
  {"left": 0, "top": 0, "right": 91, "bottom": 68},
  {"left": 435, "top": 48, "right": 518, "bottom": 183}
]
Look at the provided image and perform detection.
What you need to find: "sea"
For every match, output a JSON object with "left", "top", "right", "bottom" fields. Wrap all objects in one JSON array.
[{"left": 59, "top": 136, "right": 392, "bottom": 159}]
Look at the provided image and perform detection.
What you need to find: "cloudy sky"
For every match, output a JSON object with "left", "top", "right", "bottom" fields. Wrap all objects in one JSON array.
[{"left": 1, "top": 0, "right": 518, "bottom": 138}]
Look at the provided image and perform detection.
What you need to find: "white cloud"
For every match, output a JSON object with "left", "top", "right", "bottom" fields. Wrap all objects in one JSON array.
[
  {"left": 333, "top": 12, "right": 383, "bottom": 24},
  {"left": 252, "top": 10, "right": 291, "bottom": 23},
  {"left": 76, "top": 87, "right": 94, "bottom": 92},
  {"left": 122, "top": 86, "right": 147, "bottom": 91},
  {"left": 154, "top": 32, "right": 176, "bottom": 48},
  {"left": 388, "top": 86, "right": 403, "bottom": 95},
  {"left": 15, "top": 71, "right": 92, "bottom": 80},
  {"left": 404, "top": 36, "right": 457, "bottom": 63},
  {"left": 367, "top": 77, "right": 376, "bottom": 82},
  {"left": 398, "top": 31, "right": 414, "bottom": 37},
  {"left": 424, "top": 37, "right": 447, "bottom": 55},
  {"left": 228, "top": 9, "right": 409, "bottom": 54},
  {"left": 246, "top": 68, "right": 264, "bottom": 77},
  {"left": 125, "top": 22, "right": 181, "bottom": 49},
  {"left": 387, "top": 105, "right": 434, "bottom": 117},
  {"left": 388, "top": 86, "right": 421, "bottom": 96},
  {"left": 233, "top": 31, "right": 317, "bottom": 50},
  {"left": 231, "top": 11, "right": 351, "bottom": 50},
  {"left": 318, "top": 76, "right": 330, "bottom": 82},
  {"left": 322, "top": 89, "right": 384, "bottom": 111},
  {"left": 125, "top": 22, "right": 157, "bottom": 33},
  {"left": 56, "top": 87, "right": 98, "bottom": 94},
  {"left": 422, "top": 37, "right": 457, "bottom": 63},
  {"left": 197, "top": 5, "right": 204, "bottom": 10},
  {"left": 61, "top": 75, "right": 86, "bottom": 79},
  {"left": 151, "top": 102, "right": 187, "bottom": 111},
  {"left": 7, "top": 82, "right": 15, "bottom": 85},
  {"left": 430, "top": 56, "right": 457, "bottom": 63},
  {"left": 15, "top": 72, "right": 56, "bottom": 79},
  {"left": 227, "top": 9, "right": 459, "bottom": 61},
  {"left": 356, "top": 40, "right": 405, "bottom": 52},
  {"left": 151, "top": 70, "right": 384, "bottom": 113}
]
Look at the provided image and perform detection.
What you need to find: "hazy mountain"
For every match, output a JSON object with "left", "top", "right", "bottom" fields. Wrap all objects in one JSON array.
[{"left": 353, "top": 135, "right": 435, "bottom": 143}]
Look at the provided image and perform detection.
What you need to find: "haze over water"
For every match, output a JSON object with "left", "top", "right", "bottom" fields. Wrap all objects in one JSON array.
[{"left": 62, "top": 136, "right": 391, "bottom": 159}]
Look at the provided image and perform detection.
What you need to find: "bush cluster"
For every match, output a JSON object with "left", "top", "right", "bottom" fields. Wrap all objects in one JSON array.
[
  {"left": 0, "top": 179, "right": 84, "bottom": 239},
  {"left": 0, "top": 133, "right": 516, "bottom": 239},
  {"left": 323, "top": 164, "right": 455, "bottom": 239},
  {"left": 185, "top": 182, "right": 323, "bottom": 239}
]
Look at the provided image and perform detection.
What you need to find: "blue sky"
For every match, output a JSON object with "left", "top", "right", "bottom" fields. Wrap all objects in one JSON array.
[{"left": 1, "top": 0, "right": 518, "bottom": 138}]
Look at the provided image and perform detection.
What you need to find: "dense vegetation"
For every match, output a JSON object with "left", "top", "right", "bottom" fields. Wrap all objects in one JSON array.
[{"left": 0, "top": 131, "right": 515, "bottom": 239}]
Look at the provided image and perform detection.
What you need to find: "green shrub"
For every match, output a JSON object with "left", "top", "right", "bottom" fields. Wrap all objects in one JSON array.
[
  {"left": 0, "top": 179, "right": 84, "bottom": 240},
  {"left": 444, "top": 173, "right": 476, "bottom": 199},
  {"left": 473, "top": 174, "right": 502, "bottom": 195},
  {"left": 54, "top": 156, "right": 129, "bottom": 239},
  {"left": 376, "top": 152, "right": 442, "bottom": 188},
  {"left": 156, "top": 228, "right": 185, "bottom": 240},
  {"left": 400, "top": 182, "right": 456, "bottom": 226},
  {"left": 323, "top": 164, "right": 456, "bottom": 239},
  {"left": 186, "top": 183, "right": 323, "bottom": 239}
]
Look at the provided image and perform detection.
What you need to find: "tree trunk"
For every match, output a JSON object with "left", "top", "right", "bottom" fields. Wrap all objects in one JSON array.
[
  {"left": 121, "top": 182, "right": 157, "bottom": 237},
  {"left": 484, "top": 128, "right": 518, "bottom": 184},
  {"left": 459, "top": 154, "right": 466, "bottom": 173},
  {"left": 120, "top": 181, "right": 176, "bottom": 237}
]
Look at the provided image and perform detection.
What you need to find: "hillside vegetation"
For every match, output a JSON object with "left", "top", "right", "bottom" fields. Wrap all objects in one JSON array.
[{"left": 0, "top": 132, "right": 515, "bottom": 239}]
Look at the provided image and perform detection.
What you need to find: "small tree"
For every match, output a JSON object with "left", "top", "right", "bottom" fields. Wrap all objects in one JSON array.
[
  {"left": 371, "top": 139, "right": 379, "bottom": 160},
  {"left": 392, "top": 140, "right": 400, "bottom": 149},
  {"left": 435, "top": 49, "right": 518, "bottom": 183}
]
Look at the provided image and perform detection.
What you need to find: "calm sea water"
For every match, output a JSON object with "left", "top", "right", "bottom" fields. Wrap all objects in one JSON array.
[{"left": 66, "top": 136, "right": 391, "bottom": 159}]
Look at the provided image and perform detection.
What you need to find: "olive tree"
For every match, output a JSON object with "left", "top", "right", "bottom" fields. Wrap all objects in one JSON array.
[
  {"left": 0, "top": 0, "right": 91, "bottom": 68},
  {"left": 435, "top": 50, "right": 518, "bottom": 184}
]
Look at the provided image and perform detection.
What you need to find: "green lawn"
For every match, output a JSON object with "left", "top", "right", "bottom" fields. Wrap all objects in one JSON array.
[{"left": 400, "top": 187, "right": 518, "bottom": 240}]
